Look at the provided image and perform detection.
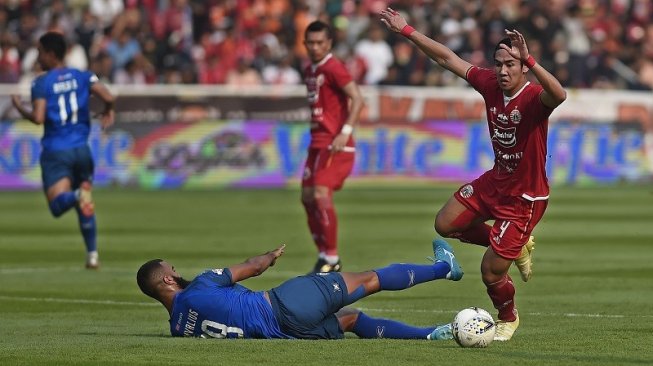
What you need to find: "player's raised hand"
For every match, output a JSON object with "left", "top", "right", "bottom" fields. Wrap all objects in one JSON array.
[
  {"left": 379, "top": 7, "right": 408, "bottom": 33},
  {"left": 269, "top": 244, "right": 286, "bottom": 266},
  {"left": 502, "top": 29, "right": 530, "bottom": 62}
]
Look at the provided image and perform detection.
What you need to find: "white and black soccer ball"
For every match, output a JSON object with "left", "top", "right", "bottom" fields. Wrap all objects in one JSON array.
[{"left": 452, "top": 307, "right": 496, "bottom": 348}]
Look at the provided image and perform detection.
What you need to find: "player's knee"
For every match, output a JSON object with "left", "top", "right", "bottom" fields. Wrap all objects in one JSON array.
[
  {"left": 434, "top": 216, "right": 453, "bottom": 237},
  {"left": 336, "top": 307, "right": 361, "bottom": 332},
  {"left": 313, "top": 187, "right": 330, "bottom": 201}
]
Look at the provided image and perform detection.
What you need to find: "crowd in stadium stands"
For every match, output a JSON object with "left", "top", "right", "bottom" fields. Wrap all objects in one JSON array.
[{"left": 1, "top": 0, "right": 652, "bottom": 90}]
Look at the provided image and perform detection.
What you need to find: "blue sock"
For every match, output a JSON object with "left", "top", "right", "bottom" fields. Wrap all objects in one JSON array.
[
  {"left": 352, "top": 312, "right": 435, "bottom": 339},
  {"left": 48, "top": 192, "right": 78, "bottom": 217},
  {"left": 374, "top": 262, "right": 450, "bottom": 291},
  {"left": 75, "top": 206, "right": 97, "bottom": 252}
]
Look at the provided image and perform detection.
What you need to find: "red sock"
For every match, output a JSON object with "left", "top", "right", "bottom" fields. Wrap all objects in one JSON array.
[
  {"left": 302, "top": 200, "right": 325, "bottom": 253},
  {"left": 486, "top": 275, "right": 517, "bottom": 321},
  {"left": 315, "top": 194, "right": 338, "bottom": 256},
  {"left": 450, "top": 210, "right": 491, "bottom": 247},
  {"left": 455, "top": 223, "right": 491, "bottom": 247}
]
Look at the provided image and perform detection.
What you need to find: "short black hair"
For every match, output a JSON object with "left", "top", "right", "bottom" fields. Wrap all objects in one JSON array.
[
  {"left": 39, "top": 32, "right": 67, "bottom": 61},
  {"left": 305, "top": 20, "right": 333, "bottom": 40},
  {"left": 494, "top": 37, "right": 512, "bottom": 56},
  {"left": 137, "top": 259, "right": 164, "bottom": 300}
]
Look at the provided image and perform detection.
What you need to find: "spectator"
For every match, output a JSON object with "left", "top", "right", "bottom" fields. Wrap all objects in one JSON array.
[
  {"left": 354, "top": 23, "right": 393, "bottom": 84},
  {"left": 262, "top": 54, "right": 301, "bottom": 85},
  {"left": 0, "top": 1, "right": 651, "bottom": 90},
  {"left": 225, "top": 57, "right": 262, "bottom": 86},
  {"left": 90, "top": 0, "right": 124, "bottom": 32},
  {"left": 105, "top": 29, "right": 142, "bottom": 77}
]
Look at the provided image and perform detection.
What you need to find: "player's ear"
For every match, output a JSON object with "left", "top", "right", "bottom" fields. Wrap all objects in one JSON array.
[{"left": 162, "top": 275, "right": 176, "bottom": 285}]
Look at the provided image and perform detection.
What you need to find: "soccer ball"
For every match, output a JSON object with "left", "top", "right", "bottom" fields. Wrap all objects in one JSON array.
[{"left": 452, "top": 307, "right": 496, "bottom": 348}]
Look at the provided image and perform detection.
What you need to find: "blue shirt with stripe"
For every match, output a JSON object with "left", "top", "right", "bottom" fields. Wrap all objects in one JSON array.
[
  {"left": 169, "top": 268, "right": 291, "bottom": 339},
  {"left": 31, "top": 68, "right": 97, "bottom": 151}
]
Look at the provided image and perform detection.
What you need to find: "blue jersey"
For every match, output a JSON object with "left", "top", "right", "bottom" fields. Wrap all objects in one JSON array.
[
  {"left": 31, "top": 68, "right": 98, "bottom": 151},
  {"left": 169, "top": 269, "right": 291, "bottom": 339}
]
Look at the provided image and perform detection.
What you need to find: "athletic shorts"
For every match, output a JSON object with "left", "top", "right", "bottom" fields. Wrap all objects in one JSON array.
[
  {"left": 40, "top": 145, "right": 94, "bottom": 191},
  {"left": 454, "top": 172, "right": 548, "bottom": 260},
  {"left": 302, "top": 148, "right": 354, "bottom": 190},
  {"left": 268, "top": 273, "right": 348, "bottom": 339}
]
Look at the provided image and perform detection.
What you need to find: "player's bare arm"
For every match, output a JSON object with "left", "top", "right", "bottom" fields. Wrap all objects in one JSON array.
[
  {"left": 379, "top": 7, "right": 472, "bottom": 79},
  {"left": 228, "top": 244, "right": 286, "bottom": 283},
  {"left": 90, "top": 82, "right": 116, "bottom": 129},
  {"left": 331, "top": 81, "right": 364, "bottom": 152},
  {"left": 503, "top": 29, "right": 566, "bottom": 109},
  {"left": 11, "top": 96, "right": 46, "bottom": 125}
]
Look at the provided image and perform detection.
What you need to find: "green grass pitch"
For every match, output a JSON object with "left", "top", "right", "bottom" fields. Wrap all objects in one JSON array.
[{"left": 1, "top": 186, "right": 652, "bottom": 365}]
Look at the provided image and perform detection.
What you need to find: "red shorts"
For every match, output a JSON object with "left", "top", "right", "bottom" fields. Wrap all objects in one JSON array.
[
  {"left": 454, "top": 173, "right": 548, "bottom": 260},
  {"left": 302, "top": 148, "right": 354, "bottom": 190}
]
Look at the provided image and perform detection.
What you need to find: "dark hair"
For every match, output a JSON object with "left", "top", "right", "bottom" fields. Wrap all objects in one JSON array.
[
  {"left": 494, "top": 37, "right": 512, "bottom": 56},
  {"left": 305, "top": 20, "right": 333, "bottom": 40},
  {"left": 39, "top": 32, "right": 67, "bottom": 61},
  {"left": 137, "top": 259, "right": 164, "bottom": 299}
]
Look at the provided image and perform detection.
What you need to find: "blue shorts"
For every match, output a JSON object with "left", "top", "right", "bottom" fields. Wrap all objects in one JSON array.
[
  {"left": 268, "top": 273, "right": 348, "bottom": 339},
  {"left": 40, "top": 145, "right": 94, "bottom": 191}
]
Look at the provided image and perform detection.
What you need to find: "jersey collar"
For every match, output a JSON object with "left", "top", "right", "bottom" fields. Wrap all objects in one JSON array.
[
  {"left": 503, "top": 81, "right": 530, "bottom": 106},
  {"left": 311, "top": 53, "right": 333, "bottom": 72}
]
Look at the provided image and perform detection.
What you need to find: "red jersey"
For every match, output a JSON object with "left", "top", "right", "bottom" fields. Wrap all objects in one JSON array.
[
  {"left": 304, "top": 53, "right": 354, "bottom": 148},
  {"left": 466, "top": 67, "right": 554, "bottom": 199}
]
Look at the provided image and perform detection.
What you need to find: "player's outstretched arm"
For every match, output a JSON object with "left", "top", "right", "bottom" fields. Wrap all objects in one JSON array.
[
  {"left": 11, "top": 96, "right": 45, "bottom": 125},
  {"left": 228, "top": 244, "right": 286, "bottom": 283},
  {"left": 379, "top": 7, "right": 472, "bottom": 79},
  {"left": 90, "top": 82, "right": 115, "bottom": 129},
  {"left": 502, "top": 29, "right": 567, "bottom": 109}
]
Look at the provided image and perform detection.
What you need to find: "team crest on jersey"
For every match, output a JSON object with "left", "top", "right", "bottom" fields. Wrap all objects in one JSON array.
[
  {"left": 460, "top": 184, "right": 474, "bottom": 199},
  {"left": 212, "top": 268, "right": 224, "bottom": 275},
  {"left": 510, "top": 108, "right": 522, "bottom": 124}
]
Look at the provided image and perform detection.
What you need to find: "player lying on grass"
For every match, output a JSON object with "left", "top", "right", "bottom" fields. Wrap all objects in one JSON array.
[{"left": 137, "top": 240, "right": 463, "bottom": 340}]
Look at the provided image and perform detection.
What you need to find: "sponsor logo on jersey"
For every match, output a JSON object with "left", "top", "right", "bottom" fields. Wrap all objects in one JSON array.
[
  {"left": 460, "top": 184, "right": 474, "bottom": 199},
  {"left": 491, "top": 125, "right": 517, "bottom": 147},
  {"left": 497, "top": 113, "right": 509, "bottom": 124},
  {"left": 332, "top": 282, "right": 341, "bottom": 292},
  {"left": 306, "top": 74, "right": 325, "bottom": 104}
]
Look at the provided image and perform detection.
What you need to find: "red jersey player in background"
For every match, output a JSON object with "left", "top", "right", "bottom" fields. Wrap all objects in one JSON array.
[
  {"left": 302, "top": 20, "right": 364, "bottom": 273},
  {"left": 380, "top": 8, "right": 566, "bottom": 341}
]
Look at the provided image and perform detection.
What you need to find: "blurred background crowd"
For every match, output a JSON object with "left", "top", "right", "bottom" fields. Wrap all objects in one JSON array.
[{"left": 1, "top": 0, "right": 652, "bottom": 90}]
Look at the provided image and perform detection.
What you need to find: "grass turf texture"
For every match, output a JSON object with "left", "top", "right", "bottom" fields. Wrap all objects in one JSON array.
[{"left": 1, "top": 186, "right": 652, "bottom": 365}]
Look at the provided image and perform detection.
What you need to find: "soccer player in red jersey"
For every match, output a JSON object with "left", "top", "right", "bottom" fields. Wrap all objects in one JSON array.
[
  {"left": 302, "top": 21, "right": 364, "bottom": 273},
  {"left": 380, "top": 8, "right": 567, "bottom": 341}
]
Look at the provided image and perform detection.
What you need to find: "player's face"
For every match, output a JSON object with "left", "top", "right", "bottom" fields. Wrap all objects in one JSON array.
[
  {"left": 304, "top": 30, "right": 332, "bottom": 63},
  {"left": 493, "top": 48, "right": 528, "bottom": 96},
  {"left": 36, "top": 44, "right": 54, "bottom": 71}
]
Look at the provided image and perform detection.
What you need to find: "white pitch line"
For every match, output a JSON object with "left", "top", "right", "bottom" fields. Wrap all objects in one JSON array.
[
  {"left": 0, "top": 295, "right": 651, "bottom": 319},
  {"left": 0, "top": 295, "right": 158, "bottom": 307},
  {"left": 357, "top": 307, "right": 653, "bottom": 318}
]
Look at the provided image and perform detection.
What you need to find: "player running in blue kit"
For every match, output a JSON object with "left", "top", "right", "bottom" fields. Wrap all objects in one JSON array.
[
  {"left": 11, "top": 32, "right": 115, "bottom": 269},
  {"left": 137, "top": 240, "right": 463, "bottom": 340}
]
